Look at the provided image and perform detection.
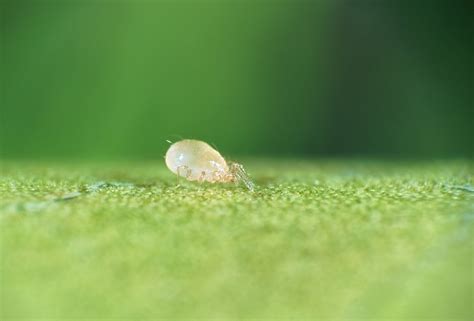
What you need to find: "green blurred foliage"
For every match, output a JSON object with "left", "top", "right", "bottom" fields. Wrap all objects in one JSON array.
[{"left": 1, "top": 0, "right": 472, "bottom": 159}]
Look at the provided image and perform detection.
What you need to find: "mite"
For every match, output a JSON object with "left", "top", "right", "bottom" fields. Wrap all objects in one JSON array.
[{"left": 165, "top": 139, "right": 254, "bottom": 191}]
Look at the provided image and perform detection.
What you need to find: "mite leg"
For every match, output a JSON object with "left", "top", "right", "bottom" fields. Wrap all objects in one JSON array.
[
  {"left": 211, "top": 169, "right": 229, "bottom": 183},
  {"left": 198, "top": 171, "right": 207, "bottom": 183},
  {"left": 211, "top": 170, "right": 222, "bottom": 183},
  {"left": 176, "top": 165, "right": 191, "bottom": 184}
]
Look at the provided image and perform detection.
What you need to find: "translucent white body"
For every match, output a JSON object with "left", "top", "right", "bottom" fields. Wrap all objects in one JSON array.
[
  {"left": 165, "top": 139, "right": 229, "bottom": 182},
  {"left": 165, "top": 139, "right": 254, "bottom": 190}
]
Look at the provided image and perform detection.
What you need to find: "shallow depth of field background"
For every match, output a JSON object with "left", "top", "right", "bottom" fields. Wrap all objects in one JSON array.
[
  {"left": 1, "top": 1, "right": 473, "bottom": 320},
  {"left": 1, "top": 0, "right": 472, "bottom": 160}
]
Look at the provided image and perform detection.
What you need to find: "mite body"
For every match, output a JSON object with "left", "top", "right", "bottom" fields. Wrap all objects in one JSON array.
[{"left": 165, "top": 139, "right": 254, "bottom": 191}]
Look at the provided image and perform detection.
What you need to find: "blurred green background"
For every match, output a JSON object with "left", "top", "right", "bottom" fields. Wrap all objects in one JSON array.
[{"left": 1, "top": 0, "right": 472, "bottom": 160}]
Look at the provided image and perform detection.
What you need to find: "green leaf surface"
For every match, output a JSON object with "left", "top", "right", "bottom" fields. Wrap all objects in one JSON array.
[{"left": 1, "top": 160, "right": 472, "bottom": 320}]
